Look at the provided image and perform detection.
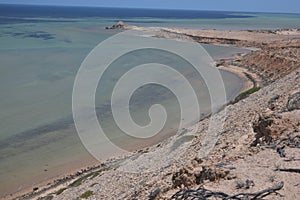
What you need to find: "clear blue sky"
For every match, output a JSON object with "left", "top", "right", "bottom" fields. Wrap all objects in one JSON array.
[{"left": 0, "top": 0, "right": 299, "bottom": 13}]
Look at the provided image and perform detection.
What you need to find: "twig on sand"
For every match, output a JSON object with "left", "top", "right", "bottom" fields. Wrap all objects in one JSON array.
[
  {"left": 170, "top": 181, "right": 284, "bottom": 200},
  {"left": 275, "top": 168, "right": 300, "bottom": 173},
  {"left": 283, "top": 157, "right": 300, "bottom": 162}
]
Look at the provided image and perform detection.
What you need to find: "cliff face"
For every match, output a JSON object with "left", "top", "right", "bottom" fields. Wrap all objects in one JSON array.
[
  {"left": 231, "top": 39, "right": 300, "bottom": 85},
  {"left": 158, "top": 28, "right": 300, "bottom": 86}
]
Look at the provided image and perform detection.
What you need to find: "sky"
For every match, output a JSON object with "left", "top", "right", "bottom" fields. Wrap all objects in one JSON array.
[{"left": 0, "top": 0, "right": 299, "bottom": 13}]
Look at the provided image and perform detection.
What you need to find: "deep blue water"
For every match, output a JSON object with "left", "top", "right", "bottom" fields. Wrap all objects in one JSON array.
[{"left": 0, "top": 4, "right": 255, "bottom": 24}]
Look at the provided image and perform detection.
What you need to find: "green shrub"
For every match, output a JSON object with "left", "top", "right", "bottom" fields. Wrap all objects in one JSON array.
[
  {"left": 233, "top": 87, "right": 261, "bottom": 103},
  {"left": 80, "top": 190, "right": 94, "bottom": 199},
  {"left": 56, "top": 188, "right": 67, "bottom": 195},
  {"left": 69, "top": 177, "right": 85, "bottom": 187}
]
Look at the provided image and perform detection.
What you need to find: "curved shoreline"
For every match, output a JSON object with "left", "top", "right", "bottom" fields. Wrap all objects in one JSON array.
[
  {"left": 218, "top": 64, "right": 261, "bottom": 93},
  {"left": 8, "top": 51, "right": 255, "bottom": 200}
]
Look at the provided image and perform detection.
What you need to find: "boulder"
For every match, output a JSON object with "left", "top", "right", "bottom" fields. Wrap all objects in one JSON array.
[{"left": 286, "top": 92, "right": 300, "bottom": 111}]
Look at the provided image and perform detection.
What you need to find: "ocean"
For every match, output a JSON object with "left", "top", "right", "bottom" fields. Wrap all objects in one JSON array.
[{"left": 0, "top": 4, "right": 299, "bottom": 197}]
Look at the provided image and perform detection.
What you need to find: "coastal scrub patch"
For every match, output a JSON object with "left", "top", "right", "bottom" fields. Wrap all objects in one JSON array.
[
  {"left": 37, "top": 195, "right": 53, "bottom": 200},
  {"left": 55, "top": 187, "right": 67, "bottom": 195},
  {"left": 69, "top": 177, "right": 85, "bottom": 187},
  {"left": 69, "top": 167, "right": 110, "bottom": 187},
  {"left": 80, "top": 190, "right": 94, "bottom": 199},
  {"left": 90, "top": 171, "right": 100, "bottom": 179},
  {"left": 232, "top": 87, "right": 261, "bottom": 103}
]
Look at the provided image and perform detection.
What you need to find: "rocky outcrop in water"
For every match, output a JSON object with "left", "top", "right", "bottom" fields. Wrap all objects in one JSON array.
[{"left": 105, "top": 21, "right": 137, "bottom": 30}]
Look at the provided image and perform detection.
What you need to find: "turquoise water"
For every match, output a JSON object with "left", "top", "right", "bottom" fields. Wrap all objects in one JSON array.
[
  {"left": 130, "top": 13, "right": 300, "bottom": 30},
  {"left": 0, "top": 9, "right": 299, "bottom": 197}
]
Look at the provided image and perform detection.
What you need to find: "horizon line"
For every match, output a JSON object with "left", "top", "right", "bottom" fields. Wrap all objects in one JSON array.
[{"left": 0, "top": 3, "right": 300, "bottom": 15}]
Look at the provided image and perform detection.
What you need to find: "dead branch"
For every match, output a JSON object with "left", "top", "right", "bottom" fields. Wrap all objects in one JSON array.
[
  {"left": 263, "top": 135, "right": 300, "bottom": 157},
  {"left": 229, "top": 181, "right": 284, "bottom": 199},
  {"left": 170, "top": 181, "right": 284, "bottom": 200},
  {"left": 276, "top": 168, "right": 300, "bottom": 173},
  {"left": 275, "top": 135, "right": 300, "bottom": 148},
  {"left": 276, "top": 145, "right": 286, "bottom": 157},
  {"left": 263, "top": 135, "right": 300, "bottom": 149},
  {"left": 283, "top": 158, "right": 300, "bottom": 162}
]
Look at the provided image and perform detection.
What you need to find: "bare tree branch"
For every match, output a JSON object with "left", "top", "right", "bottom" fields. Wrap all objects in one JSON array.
[{"left": 170, "top": 181, "right": 284, "bottom": 200}]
